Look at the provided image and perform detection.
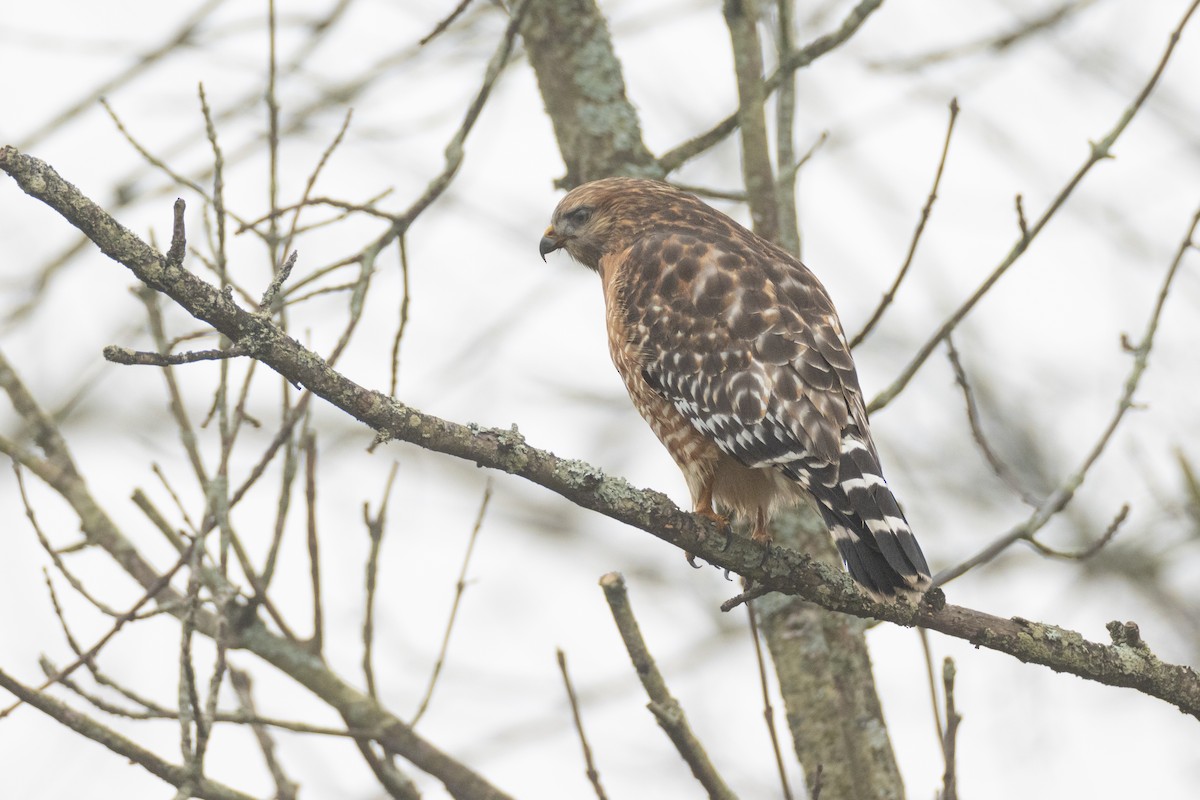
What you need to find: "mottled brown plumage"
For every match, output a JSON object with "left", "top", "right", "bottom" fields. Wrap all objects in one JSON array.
[{"left": 540, "top": 177, "right": 930, "bottom": 599}]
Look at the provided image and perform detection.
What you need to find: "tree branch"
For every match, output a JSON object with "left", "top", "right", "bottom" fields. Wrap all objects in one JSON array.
[
  {"left": 0, "top": 667, "right": 256, "bottom": 800},
  {"left": 520, "top": 0, "right": 662, "bottom": 186},
  {"left": 3, "top": 144, "right": 1200, "bottom": 721},
  {"left": 868, "top": 0, "right": 1200, "bottom": 413}
]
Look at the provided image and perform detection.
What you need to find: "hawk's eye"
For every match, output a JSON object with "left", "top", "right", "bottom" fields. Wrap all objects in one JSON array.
[{"left": 565, "top": 206, "right": 593, "bottom": 227}]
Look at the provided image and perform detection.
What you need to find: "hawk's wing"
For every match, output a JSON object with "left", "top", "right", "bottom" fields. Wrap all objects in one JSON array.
[{"left": 612, "top": 229, "right": 929, "bottom": 590}]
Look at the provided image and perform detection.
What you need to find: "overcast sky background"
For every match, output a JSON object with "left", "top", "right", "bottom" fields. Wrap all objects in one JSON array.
[{"left": 2, "top": 0, "right": 1199, "bottom": 797}]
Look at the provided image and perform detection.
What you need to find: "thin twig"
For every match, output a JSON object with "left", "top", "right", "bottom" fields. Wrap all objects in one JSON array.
[
  {"left": 235, "top": 190, "right": 397, "bottom": 234},
  {"left": 7, "top": 147, "right": 1200, "bottom": 718},
  {"left": 600, "top": 573, "right": 738, "bottom": 800},
  {"left": 356, "top": 0, "right": 531, "bottom": 265},
  {"left": 152, "top": 463, "right": 199, "bottom": 534},
  {"left": 659, "top": 0, "right": 885, "bottom": 173},
  {"left": 0, "top": 542, "right": 194, "bottom": 720},
  {"left": 850, "top": 97, "right": 959, "bottom": 349},
  {"left": 944, "top": 334, "right": 1040, "bottom": 506},
  {"left": 869, "top": 0, "right": 1097, "bottom": 72},
  {"left": 353, "top": 738, "right": 421, "bottom": 800},
  {"left": 304, "top": 429, "right": 323, "bottom": 653},
  {"left": 363, "top": 462, "right": 400, "bottom": 701},
  {"left": 918, "top": 629, "right": 945, "bottom": 745},
  {"left": 99, "top": 99, "right": 251, "bottom": 232},
  {"left": 746, "top": 601, "right": 794, "bottom": 800},
  {"left": 411, "top": 480, "right": 493, "bottom": 726},
  {"left": 103, "top": 345, "right": 243, "bottom": 366},
  {"left": 556, "top": 648, "right": 610, "bottom": 800},
  {"left": 809, "top": 764, "right": 824, "bottom": 800},
  {"left": 140, "top": 280, "right": 212, "bottom": 489},
  {"left": 259, "top": 250, "right": 299, "bottom": 313},
  {"left": 869, "top": 1, "right": 1199, "bottom": 413},
  {"left": 1029, "top": 504, "right": 1130, "bottom": 560},
  {"left": 17, "top": 0, "right": 228, "bottom": 149},
  {"left": 0, "top": 667, "right": 256, "bottom": 800},
  {"left": 389, "top": 233, "right": 411, "bottom": 398},
  {"left": 936, "top": 202, "right": 1200, "bottom": 585},
  {"left": 420, "top": 0, "right": 478, "bottom": 45},
  {"left": 281, "top": 108, "right": 354, "bottom": 262},
  {"left": 16, "top": 464, "right": 122, "bottom": 616},
  {"left": 266, "top": 0, "right": 282, "bottom": 266},
  {"left": 940, "top": 658, "right": 962, "bottom": 800},
  {"left": 198, "top": 83, "right": 228, "bottom": 285},
  {"left": 230, "top": 670, "right": 298, "bottom": 800},
  {"left": 41, "top": 661, "right": 370, "bottom": 737},
  {"left": 1015, "top": 193, "right": 1030, "bottom": 238}
]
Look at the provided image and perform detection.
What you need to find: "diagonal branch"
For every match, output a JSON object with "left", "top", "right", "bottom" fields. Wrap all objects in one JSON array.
[
  {"left": 3, "top": 144, "right": 1200, "bottom": 722},
  {"left": 659, "top": 0, "right": 885, "bottom": 174},
  {"left": 0, "top": 667, "right": 255, "bottom": 800},
  {"left": 868, "top": 0, "right": 1200, "bottom": 413}
]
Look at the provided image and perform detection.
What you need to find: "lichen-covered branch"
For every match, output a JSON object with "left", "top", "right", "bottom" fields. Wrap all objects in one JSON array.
[
  {"left": 723, "top": 0, "right": 780, "bottom": 242},
  {"left": 600, "top": 573, "right": 738, "bottom": 800},
  {"left": 752, "top": 511, "right": 906, "bottom": 800},
  {"left": 520, "top": 0, "right": 662, "bottom": 185},
  {"left": 3, "top": 145, "right": 1199, "bottom": 722}
]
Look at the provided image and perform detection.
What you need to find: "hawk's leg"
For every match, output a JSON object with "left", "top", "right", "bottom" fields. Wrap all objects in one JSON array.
[
  {"left": 751, "top": 508, "right": 772, "bottom": 567},
  {"left": 686, "top": 478, "right": 731, "bottom": 567}
]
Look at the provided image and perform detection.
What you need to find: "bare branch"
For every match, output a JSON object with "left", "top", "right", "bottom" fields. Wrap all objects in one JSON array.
[
  {"left": 363, "top": 0, "right": 530, "bottom": 263},
  {"left": 773, "top": 0, "right": 800, "bottom": 257},
  {"left": 411, "top": 480, "right": 493, "bottom": 727},
  {"left": 556, "top": 649, "right": 609, "bottom": 800},
  {"left": 16, "top": 0, "right": 229, "bottom": 150},
  {"left": 0, "top": 334, "right": 514, "bottom": 799},
  {"left": 259, "top": 250, "right": 299, "bottom": 313},
  {"left": 870, "top": 0, "right": 1097, "bottom": 72},
  {"left": 940, "top": 659, "right": 962, "bottom": 800},
  {"left": 5, "top": 146, "right": 1200, "bottom": 720},
  {"left": 746, "top": 601, "right": 794, "bottom": 800},
  {"left": 230, "top": 669, "right": 299, "bottom": 800},
  {"left": 0, "top": 667, "right": 257, "bottom": 800},
  {"left": 421, "top": 0, "right": 479, "bottom": 46},
  {"left": 304, "top": 430, "right": 323, "bottom": 654},
  {"left": 936, "top": 202, "right": 1200, "bottom": 585},
  {"left": 850, "top": 97, "right": 959, "bottom": 349},
  {"left": 724, "top": 0, "right": 780, "bottom": 242},
  {"left": 521, "top": 0, "right": 660, "bottom": 186},
  {"left": 1029, "top": 503, "right": 1130, "bottom": 561},
  {"left": 659, "top": 0, "right": 885, "bottom": 174},
  {"left": 869, "top": 0, "right": 1200, "bottom": 413},
  {"left": 600, "top": 573, "right": 738, "bottom": 800},
  {"left": 919, "top": 629, "right": 945, "bottom": 745},
  {"left": 363, "top": 462, "right": 400, "bottom": 702},
  {"left": 944, "top": 335, "right": 1040, "bottom": 506},
  {"left": 0, "top": 541, "right": 194, "bottom": 720},
  {"left": 103, "top": 345, "right": 243, "bottom": 366}
]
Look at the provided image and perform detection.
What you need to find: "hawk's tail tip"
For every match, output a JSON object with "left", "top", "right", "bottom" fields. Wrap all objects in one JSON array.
[{"left": 832, "top": 523, "right": 933, "bottom": 602}]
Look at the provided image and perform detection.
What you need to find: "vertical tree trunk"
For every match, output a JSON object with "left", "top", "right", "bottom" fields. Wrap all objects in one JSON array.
[
  {"left": 522, "top": 4, "right": 908, "bottom": 797},
  {"left": 755, "top": 508, "right": 907, "bottom": 799}
]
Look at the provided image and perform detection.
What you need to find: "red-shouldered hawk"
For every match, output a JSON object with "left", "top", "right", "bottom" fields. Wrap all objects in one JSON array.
[{"left": 539, "top": 177, "right": 931, "bottom": 600}]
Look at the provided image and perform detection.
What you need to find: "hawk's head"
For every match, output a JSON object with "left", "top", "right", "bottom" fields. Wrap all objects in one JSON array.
[{"left": 540, "top": 177, "right": 689, "bottom": 271}]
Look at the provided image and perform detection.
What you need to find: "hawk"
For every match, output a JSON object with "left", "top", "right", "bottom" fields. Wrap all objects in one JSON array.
[{"left": 539, "top": 177, "right": 931, "bottom": 599}]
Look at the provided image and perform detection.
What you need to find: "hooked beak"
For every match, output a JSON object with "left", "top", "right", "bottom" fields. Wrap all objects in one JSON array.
[{"left": 539, "top": 226, "right": 562, "bottom": 262}]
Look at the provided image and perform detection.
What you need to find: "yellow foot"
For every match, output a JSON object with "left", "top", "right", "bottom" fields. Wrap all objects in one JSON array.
[{"left": 693, "top": 507, "right": 733, "bottom": 551}]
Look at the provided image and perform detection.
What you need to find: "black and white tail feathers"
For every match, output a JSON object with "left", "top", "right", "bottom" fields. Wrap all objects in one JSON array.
[{"left": 784, "top": 430, "right": 931, "bottom": 599}]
